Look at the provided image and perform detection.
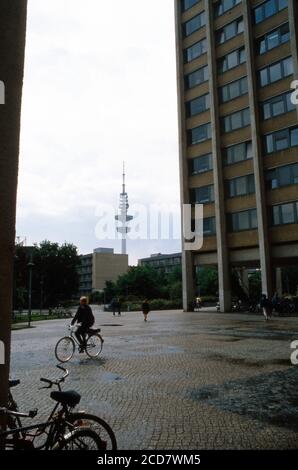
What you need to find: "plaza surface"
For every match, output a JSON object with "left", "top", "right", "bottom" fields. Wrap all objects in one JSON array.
[{"left": 10, "top": 308, "right": 298, "bottom": 449}]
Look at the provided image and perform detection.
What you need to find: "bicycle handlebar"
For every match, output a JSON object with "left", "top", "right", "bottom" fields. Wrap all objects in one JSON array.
[{"left": 39, "top": 364, "right": 69, "bottom": 389}]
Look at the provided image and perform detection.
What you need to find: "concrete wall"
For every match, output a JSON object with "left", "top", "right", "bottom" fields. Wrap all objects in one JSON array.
[{"left": 92, "top": 252, "right": 128, "bottom": 291}]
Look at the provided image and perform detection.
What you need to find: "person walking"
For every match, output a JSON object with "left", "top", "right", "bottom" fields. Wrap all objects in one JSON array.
[
  {"left": 142, "top": 299, "right": 150, "bottom": 322},
  {"left": 260, "top": 293, "right": 272, "bottom": 321}
]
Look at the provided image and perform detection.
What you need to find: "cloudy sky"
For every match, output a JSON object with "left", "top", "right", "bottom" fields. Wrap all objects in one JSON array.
[{"left": 17, "top": 0, "right": 181, "bottom": 264}]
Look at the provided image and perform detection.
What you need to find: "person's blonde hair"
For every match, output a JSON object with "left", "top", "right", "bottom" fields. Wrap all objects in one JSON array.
[{"left": 80, "top": 296, "right": 88, "bottom": 303}]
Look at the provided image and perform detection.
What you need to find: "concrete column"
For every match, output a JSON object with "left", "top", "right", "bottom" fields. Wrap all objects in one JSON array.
[
  {"left": 288, "top": 0, "right": 298, "bottom": 120},
  {"left": 242, "top": 0, "right": 273, "bottom": 298},
  {"left": 205, "top": 1, "right": 231, "bottom": 312},
  {"left": 276, "top": 267, "right": 283, "bottom": 297},
  {"left": 174, "top": 1, "right": 197, "bottom": 312}
]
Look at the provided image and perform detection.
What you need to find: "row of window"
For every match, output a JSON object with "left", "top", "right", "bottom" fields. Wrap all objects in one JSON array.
[
  {"left": 218, "top": 47, "right": 246, "bottom": 74},
  {"left": 190, "top": 185, "right": 214, "bottom": 204},
  {"left": 187, "top": 122, "right": 211, "bottom": 145},
  {"left": 183, "top": 10, "right": 205, "bottom": 37},
  {"left": 266, "top": 163, "right": 298, "bottom": 189},
  {"left": 259, "top": 56, "right": 293, "bottom": 87},
  {"left": 214, "top": 0, "right": 241, "bottom": 17},
  {"left": 219, "top": 76, "right": 248, "bottom": 103},
  {"left": 185, "top": 64, "right": 208, "bottom": 89},
  {"left": 216, "top": 17, "right": 244, "bottom": 45},
  {"left": 185, "top": 54, "right": 292, "bottom": 93},
  {"left": 256, "top": 23, "right": 290, "bottom": 55},
  {"left": 186, "top": 93, "right": 210, "bottom": 117},
  {"left": 265, "top": 126, "right": 298, "bottom": 153},
  {"left": 182, "top": 0, "right": 287, "bottom": 30},
  {"left": 184, "top": 38, "right": 207, "bottom": 63},
  {"left": 221, "top": 107, "right": 250, "bottom": 133},
  {"left": 261, "top": 90, "right": 295, "bottom": 120},
  {"left": 189, "top": 153, "right": 213, "bottom": 175},
  {"left": 254, "top": 0, "right": 288, "bottom": 25},
  {"left": 190, "top": 201, "right": 298, "bottom": 235}
]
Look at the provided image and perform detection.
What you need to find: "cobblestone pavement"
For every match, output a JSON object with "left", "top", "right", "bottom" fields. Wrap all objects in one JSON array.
[{"left": 10, "top": 308, "right": 298, "bottom": 449}]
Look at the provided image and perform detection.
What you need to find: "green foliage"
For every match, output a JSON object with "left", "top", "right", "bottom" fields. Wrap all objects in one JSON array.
[
  {"left": 13, "top": 241, "right": 80, "bottom": 309},
  {"left": 197, "top": 267, "right": 218, "bottom": 296},
  {"left": 103, "top": 265, "right": 183, "bottom": 304}
]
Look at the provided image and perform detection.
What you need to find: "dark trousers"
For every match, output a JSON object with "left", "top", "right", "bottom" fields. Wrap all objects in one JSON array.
[{"left": 75, "top": 325, "right": 89, "bottom": 348}]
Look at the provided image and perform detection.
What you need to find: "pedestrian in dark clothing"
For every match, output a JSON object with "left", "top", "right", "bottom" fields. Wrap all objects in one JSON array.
[
  {"left": 260, "top": 294, "right": 272, "bottom": 321},
  {"left": 71, "top": 296, "right": 95, "bottom": 352},
  {"left": 142, "top": 299, "right": 150, "bottom": 322},
  {"left": 272, "top": 292, "right": 280, "bottom": 315}
]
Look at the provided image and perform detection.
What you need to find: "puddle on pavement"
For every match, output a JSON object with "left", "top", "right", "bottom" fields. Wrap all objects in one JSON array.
[{"left": 189, "top": 367, "right": 298, "bottom": 431}]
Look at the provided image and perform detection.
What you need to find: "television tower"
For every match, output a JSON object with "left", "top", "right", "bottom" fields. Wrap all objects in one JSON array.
[{"left": 115, "top": 163, "right": 133, "bottom": 255}]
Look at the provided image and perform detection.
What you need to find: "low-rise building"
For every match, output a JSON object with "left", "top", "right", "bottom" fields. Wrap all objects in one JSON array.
[
  {"left": 138, "top": 253, "right": 182, "bottom": 274},
  {"left": 78, "top": 248, "right": 128, "bottom": 296}
]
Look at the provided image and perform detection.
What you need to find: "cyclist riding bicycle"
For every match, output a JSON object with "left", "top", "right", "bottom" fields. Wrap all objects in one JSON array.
[{"left": 71, "top": 297, "right": 95, "bottom": 353}]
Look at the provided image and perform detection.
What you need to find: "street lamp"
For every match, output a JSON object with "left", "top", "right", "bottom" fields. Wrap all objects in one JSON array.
[
  {"left": 27, "top": 258, "right": 34, "bottom": 327},
  {"left": 40, "top": 278, "right": 44, "bottom": 315}
]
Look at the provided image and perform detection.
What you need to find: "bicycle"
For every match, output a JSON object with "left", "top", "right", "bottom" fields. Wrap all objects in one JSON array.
[
  {"left": 1, "top": 371, "right": 101, "bottom": 450},
  {"left": 2, "top": 365, "right": 117, "bottom": 450},
  {"left": 55, "top": 324, "right": 104, "bottom": 362}
]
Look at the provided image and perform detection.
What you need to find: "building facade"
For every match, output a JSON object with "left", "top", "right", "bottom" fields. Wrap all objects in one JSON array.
[
  {"left": 138, "top": 253, "right": 182, "bottom": 274},
  {"left": 78, "top": 248, "right": 128, "bottom": 296},
  {"left": 175, "top": 0, "right": 298, "bottom": 311}
]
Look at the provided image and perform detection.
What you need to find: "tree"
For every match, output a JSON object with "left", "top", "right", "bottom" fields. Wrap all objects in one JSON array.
[
  {"left": 197, "top": 267, "right": 218, "bottom": 296},
  {"left": 0, "top": 0, "right": 27, "bottom": 416}
]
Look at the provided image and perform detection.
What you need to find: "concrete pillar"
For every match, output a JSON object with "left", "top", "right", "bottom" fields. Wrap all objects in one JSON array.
[
  {"left": 243, "top": 0, "right": 273, "bottom": 298},
  {"left": 182, "top": 251, "right": 196, "bottom": 311},
  {"left": 174, "top": 1, "right": 197, "bottom": 312},
  {"left": 276, "top": 267, "right": 283, "bottom": 297},
  {"left": 288, "top": 0, "right": 298, "bottom": 120},
  {"left": 205, "top": 1, "right": 231, "bottom": 312}
]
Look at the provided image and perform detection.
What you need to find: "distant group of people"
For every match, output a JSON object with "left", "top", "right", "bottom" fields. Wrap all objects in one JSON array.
[{"left": 110, "top": 298, "right": 150, "bottom": 322}]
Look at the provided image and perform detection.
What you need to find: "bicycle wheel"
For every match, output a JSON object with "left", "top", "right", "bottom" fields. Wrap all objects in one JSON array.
[
  {"left": 68, "top": 412, "right": 117, "bottom": 450},
  {"left": 55, "top": 336, "right": 75, "bottom": 363},
  {"left": 85, "top": 334, "right": 103, "bottom": 358},
  {"left": 54, "top": 427, "right": 103, "bottom": 450}
]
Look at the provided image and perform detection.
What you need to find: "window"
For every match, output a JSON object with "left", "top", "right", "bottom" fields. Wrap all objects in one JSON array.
[
  {"left": 266, "top": 163, "right": 298, "bottom": 189},
  {"left": 261, "top": 91, "right": 295, "bottom": 120},
  {"left": 218, "top": 47, "right": 246, "bottom": 74},
  {"left": 264, "top": 126, "right": 298, "bottom": 153},
  {"left": 219, "top": 76, "right": 248, "bottom": 103},
  {"left": 258, "top": 56, "right": 293, "bottom": 87},
  {"left": 254, "top": 0, "right": 288, "bottom": 24},
  {"left": 214, "top": 0, "right": 241, "bottom": 17},
  {"left": 215, "top": 17, "right": 244, "bottom": 44},
  {"left": 221, "top": 108, "right": 250, "bottom": 133},
  {"left": 183, "top": 11, "right": 206, "bottom": 37},
  {"left": 256, "top": 23, "right": 290, "bottom": 55},
  {"left": 190, "top": 153, "right": 213, "bottom": 174},
  {"left": 190, "top": 185, "right": 214, "bottom": 203},
  {"left": 203, "top": 217, "right": 216, "bottom": 235},
  {"left": 184, "top": 38, "right": 207, "bottom": 63},
  {"left": 185, "top": 65, "right": 209, "bottom": 89},
  {"left": 186, "top": 93, "right": 210, "bottom": 117},
  {"left": 182, "top": 0, "right": 199, "bottom": 11},
  {"left": 272, "top": 201, "right": 298, "bottom": 225},
  {"left": 229, "top": 208, "right": 258, "bottom": 231},
  {"left": 227, "top": 174, "right": 255, "bottom": 197},
  {"left": 223, "top": 141, "right": 252, "bottom": 165},
  {"left": 188, "top": 122, "right": 211, "bottom": 145}
]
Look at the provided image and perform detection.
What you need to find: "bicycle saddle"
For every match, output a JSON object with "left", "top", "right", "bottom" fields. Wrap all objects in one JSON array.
[
  {"left": 50, "top": 390, "right": 81, "bottom": 407},
  {"left": 88, "top": 328, "right": 101, "bottom": 334},
  {"left": 9, "top": 379, "right": 20, "bottom": 388}
]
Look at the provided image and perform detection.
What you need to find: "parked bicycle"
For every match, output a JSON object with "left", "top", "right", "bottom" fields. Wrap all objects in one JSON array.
[
  {"left": 1, "top": 365, "right": 117, "bottom": 450},
  {"left": 55, "top": 324, "right": 104, "bottom": 362}
]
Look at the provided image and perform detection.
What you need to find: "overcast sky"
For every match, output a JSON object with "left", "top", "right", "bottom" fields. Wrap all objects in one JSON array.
[{"left": 17, "top": 0, "right": 181, "bottom": 265}]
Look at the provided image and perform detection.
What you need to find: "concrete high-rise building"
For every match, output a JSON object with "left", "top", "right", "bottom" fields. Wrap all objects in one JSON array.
[{"left": 175, "top": 0, "right": 298, "bottom": 311}]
